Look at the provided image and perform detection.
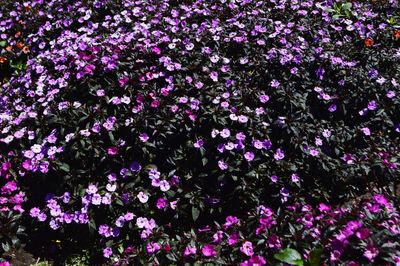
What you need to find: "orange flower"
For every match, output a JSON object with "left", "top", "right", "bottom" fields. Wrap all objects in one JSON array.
[
  {"left": 16, "top": 42, "right": 24, "bottom": 50},
  {"left": 5, "top": 46, "right": 13, "bottom": 52},
  {"left": 364, "top": 38, "right": 374, "bottom": 47},
  {"left": 0, "top": 56, "right": 7, "bottom": 63},
  {"left": 15, "top": 31, "right": 22, "bottom": 38},
  {"left": 395, "top": 30, "right": 400, "bottom": 39},
  {"left": 25, "top": 5, "right": 32, "bottom": 11}
]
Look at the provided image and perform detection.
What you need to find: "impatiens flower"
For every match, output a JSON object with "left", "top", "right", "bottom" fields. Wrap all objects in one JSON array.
[
  {"left": 147, "top": 242, "right": 161, "bottom": 254},
  {"left": 218, "top": 160, "right": 228, "bottom": 170},
  {"left": 184, "top": 245, "right": 197, "bottom": 257},
  {"left": 271, "top": 79, "right": 280, "bottom": 88},
  {"left": 240, "top": 256, "right": 266, "bottom": 266},
  {"left": 137, "top": 192, "right": 149, "bottom": 203},
  {"left": 228, "top": 232, "right": 239, "bottom": 246},
  {"left": 266, "top": 234, "right": 281, "bottom": 249},
  {"left": 244, "top": 151, "right": 255, "bottom": 161},
  {"left": 103, "top": 247, "right": 112, "bottom": 258},
  {"left": 274, "top": 149, "right": 285, "bottom": 160},
  {"left": 240, "top": 241, "right": 254, "bottom": 257},
  {"left": 224, "top": 216, "right": 238, "bottom": 228},
  {"left": 309, "top": 148, "right": 319, "bottom": 157},
  {"left": 364, "top": 245, "right": 378, "bottom": 261},
  {"left": 212, "top": 230, "right": 223, "bottom": 243},
  {"left": 194, "top": 139, "right": 204, "bottom": 148},
  {"left": 154, "top": 197, "right": 168, "bottom": 210},
  {"left": 259, "top": 94, "right": 270, "bottom": 103},
  {"left": 30, "top": 207, "right": 40, "bottom": 217},
  {"left": 159, "top": 180, "right": 171, "bottom": 192},
  {"left": 368, "top": 101, "right": 377, "bottom": 110},
  {"left": 139, "top": 133, "right": 149, "bottom": 142},
  {"left": 107, "top": 147, "right": 118, "bottom": 155},
  {"left": 220, "top": 128, "right": 231, "bottom": 138},
  {"left": 202, "top": 244, "right": 217, "bottom": 257},
  {"left": 361, "top": 127, "right": 371, "bottom": 136},
  {"left": 343, "top": 154, "right": 355, "bottom": 164},
  {"left": 130, "top": 161, "right": 141, "bottom": 172}
]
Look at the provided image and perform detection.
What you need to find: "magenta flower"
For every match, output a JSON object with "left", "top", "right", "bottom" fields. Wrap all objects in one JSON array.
[
  {"left": 107, "top": 147, "right": 118, "bottom": 156},
  {"left": 146, "top": 242, "right": 161, "bottom": 254},
  {"left": 184, "top": 245, "right": 197, "bottom": 257},
  {"left": 202, "top": 244, "right": 217, "bottom": 257}
]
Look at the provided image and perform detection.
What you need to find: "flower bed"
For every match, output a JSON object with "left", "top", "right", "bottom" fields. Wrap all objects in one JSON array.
[{"left": 0, "top": 0, "right": 399, "bottom": 264}]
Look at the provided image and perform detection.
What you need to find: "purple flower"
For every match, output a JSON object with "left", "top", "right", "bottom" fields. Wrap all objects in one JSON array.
[
  {"left": 103, "top": 247, "right": 112, "bottom": 258},
  {"left": 218, "top": 160, "right": 228, "bottom": 170},
  {"left": 274, "top": 149, "right": 285, "bottom": 160},
  {"left": 259, "top": 94, "right": 270, "bottom": 103},
  {"left": 244, "top": 151, "right": 255, "bottom": 161},
  {"left": 368, "top": 101, "right": 377, "bottom": 110},
  {"left": 240, "top": 241, "right": 254, "bottom": 257},
  {"left": 30, "top": 207, "right": 40, "bottom": 217},
  {"left": 194, "top": 139, "right": 204, "bottom": 148},
  {"left": 270, "top": 79, "right": 280, "bottom": 88},
  {"left": 130, "top": 161, "right": 141, "bottom": 172},
  {"left": 139, "top": 133, "right": 149, "bottom": 142}
]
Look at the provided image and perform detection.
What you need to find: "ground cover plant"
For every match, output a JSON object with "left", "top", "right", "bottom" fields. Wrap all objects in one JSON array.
[{"left": 0, "top": 0, "right": 400, "bottom": 265}]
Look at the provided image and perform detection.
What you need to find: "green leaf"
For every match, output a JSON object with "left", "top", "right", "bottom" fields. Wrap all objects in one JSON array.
[
  {"left": 274, "top": 248, "right": 304, "bottom": 266},
  {"left": 192, "top": 207, "right": 200, "bottom": 222},
  {"left": 1, "top": 242, "right": 10, "bottom": 252},
  {"left": 342, "top": 2, "right": 352, "bottom": 10},
  {"left": 307, "top": 247, "right": 323, "bottom": 266},
  {"left": 0, "top": 41, "right": 6, "bottom": 47},
  {"left": 59, "top": 163, "right": 71, "bottom": 172}
]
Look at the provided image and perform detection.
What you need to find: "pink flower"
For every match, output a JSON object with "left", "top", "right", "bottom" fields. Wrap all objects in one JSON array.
[
  {"left": 361, "top": 127, "right": 371, "bottom": 136},
  {"left": 152, "top": 47, "right": 161, "bottom": 55},
  {"left": 364, "top": 245, "right": 378, "bottom": 261},
  {"left": 184, "top": 245, "right": 197, "bottom": 256},
  {"left": 212, "top": 230, "right": 223, "bottom": 243},
  {"left": 107, "top": 147, "right": 118, "bottom": 156},
  {"left": 240, "top": 241, "right": 254, "bottom": 257},
  {"left": 202, "top": 244, "right": 217, "bottom": 257}
]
